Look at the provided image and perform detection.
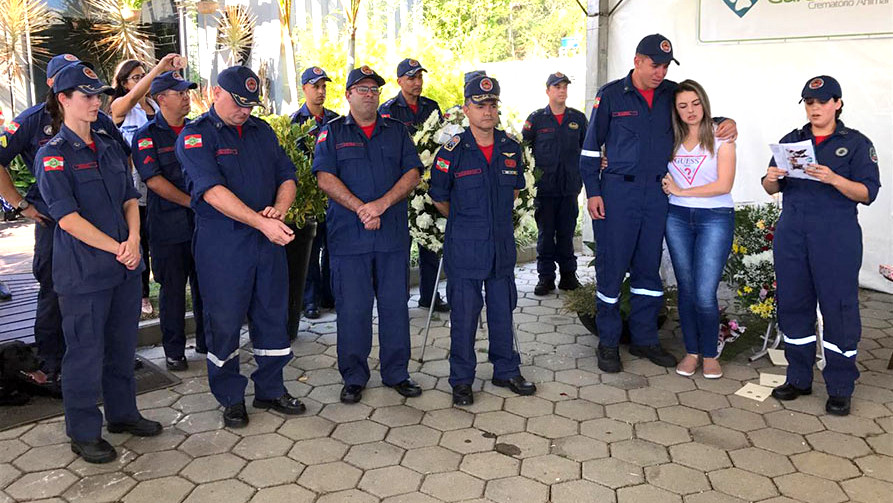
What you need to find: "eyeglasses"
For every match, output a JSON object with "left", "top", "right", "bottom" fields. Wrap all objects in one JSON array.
[
  {"left": 159, "top": 90, "right": 190, "bottom": 99},
  {"left": 128, "top": 73, "right": 147, "bottom": 82},
  {"left": 351, "top": 85, "right": 380, "bottom": 96}
]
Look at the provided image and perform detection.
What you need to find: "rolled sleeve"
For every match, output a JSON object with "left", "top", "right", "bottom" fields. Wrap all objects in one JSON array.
[
  {"left": 851, "top": 138, "right": 881, "bottom": 205},
  {"left": 428, "top": 147, "right": 453, "bottom": 203},
  {"left": 35, "top": 151, "right": 77, "bottom": 220},
  {"left": 175, "top": 127, "right": 224, "bottom": 201},
  {"left": 311, "top": 125, "right": 337, "bottom": 176}
]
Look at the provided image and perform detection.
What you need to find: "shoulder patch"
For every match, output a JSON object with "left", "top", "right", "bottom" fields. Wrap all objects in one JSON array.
[
  {"left": 317, "top": 130, "right": 328, "bottom": 143},
  {"left": 523, "top": 120, "right": 532, "bottom": 131},
  {"left": 835, "top": 147, "right": 848, "bottom": 157},
  {"left": 435, "top": 157, "right": 450, "bottom": 173},
  {"left": 869, "top": 146, "right": 878, "bottom": 163},
  {"left": 5, "top": 122, "right": 20, "bottom": 134},
  {"left": 43, "top": 156, "right": 64, "bottom": 171},
  {"left": 137, "top": 138, "right": 154, "bottom": 150},
  {"left": 443, "top": 135, "right": 461, "bottom": 152},
  {"left": 183, "top": 134, "right": 203, "bottom": 149},
  {"left": 593, "top": 97, "right": 601, "bottom": 109}
]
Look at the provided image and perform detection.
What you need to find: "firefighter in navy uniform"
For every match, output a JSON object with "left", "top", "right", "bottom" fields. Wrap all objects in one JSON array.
[
  {"left": 429, "top": 75, "right": 536, "bottom": 406},
  {"left": 579, "top": 34, "right": 737, "bottom": 373},
  {"left": 131, "top": 71, "right": 206, "bottom": 371},
  {"left": 379, "top": 58, "right": 449, "bottom": 313},
  {"left": 764, "top": 76, "right": 881, "bottom": 417},
  {"left": 523, "top": 72, "right": 587, "bottom": 296},
  {"left": 36, "top": 64, "right": 162, "bottom": 464},
  {"left": 290, "top": 66, "right": 339, "bottom": 320},
  {"left": 0, "top": 54, "right": 130, "bottom": 394},
  {"left": 176, "top": 66, "right": 306, "bottom": 428}
]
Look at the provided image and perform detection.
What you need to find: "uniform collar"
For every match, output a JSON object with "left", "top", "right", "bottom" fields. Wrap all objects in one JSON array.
[
  {"left": 622, "top": 70, "right": 672, "bottom": 96},
  {"left": 799, "top": 120, "right": 847, "bottom": 140},
  {"left": 460, "top": 127, "right": 509, "bottom": 149},
  {"left": 344, "top": 112, "right": 390, "bottom": 129},
  {"left": 393, "top": 92, "right": 428, "bottom": 110},
  {"left": 152, "top": 111, "right": 189, "bottom": 132},
  {"left": 209, "top": 105, "right": 257, "bottom": 131},
  {"left": 296, "top": 103, "right": 336, "bottom": 120},
  {"left": 544, "top": 105, "right": 568, "bottom": 118},
  {"left": 59, "top": 124, "right": 105, "bottom": 152}
]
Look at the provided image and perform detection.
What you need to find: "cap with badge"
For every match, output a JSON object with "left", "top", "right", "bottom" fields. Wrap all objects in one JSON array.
[
  {"left": 635, "top": 34, "right": 679, "bottom": 66},
  {"left": 397, "top": 58, "right": 427, "bottom": 78},
  {"left": 52, "top": 64, "right": 114, "bottom": 96},
  {"left": 464, "top": 75, "right": 500, "bottom": 104},
  {"left": 46, "top": 54, "right": 83, "bottom": 80},
  {"left": 218, "top": 66, "right": 263, "bottom": 108},
  {"left": 800, "top": 75, "right": 841, "bottom": 103},
  {"left": 301, "top": 66, "right": 331, "bottom": 86},
  {"left": 546, "top": 72, "right": 571, "bottom": 87},
  {"left": 346, "top": 65, "right": 386, "bottom": 89},
  {"left": 464, "top": 70, "right": 487, "bottom": 85},
  {"left": 150, "top": 71, "right": 197, "bottom": 96}
]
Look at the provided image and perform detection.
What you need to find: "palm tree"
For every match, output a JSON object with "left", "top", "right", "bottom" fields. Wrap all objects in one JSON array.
[
  {"left": 0, "top": 0, "right": 54, "bottom": 113},
  {"left": 216, "top": 4, "right": 255, "bottom": 66}
]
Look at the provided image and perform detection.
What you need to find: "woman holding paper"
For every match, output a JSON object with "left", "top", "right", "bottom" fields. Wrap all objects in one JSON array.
[
  {"left": 762, "top": 75, "right": 881, "bottom": 416},
  {"left": 660, "top": 80, "right": 736, "bottom": 379}
]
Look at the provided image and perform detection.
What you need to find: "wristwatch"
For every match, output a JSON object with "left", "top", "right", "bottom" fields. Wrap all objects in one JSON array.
[{"left": 16, "top": 199, "right": 29, "bottom": 211}]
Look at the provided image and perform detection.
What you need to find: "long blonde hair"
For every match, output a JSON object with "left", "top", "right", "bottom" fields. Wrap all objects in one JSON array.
[{"left": 672, "top": 79, "right": 715, "bottom": 157}]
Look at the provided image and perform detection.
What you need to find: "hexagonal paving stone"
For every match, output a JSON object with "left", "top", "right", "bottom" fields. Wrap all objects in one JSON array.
[
  {"left": 459, "top": 451, "right": 521, "bottom": 479},
  {"left": 277, "top": 415, "right": 335, "bottom": 441},
  {"left": 343, "top": 441, "right": 405, "bottom": 470},
  {"left": 12, "top": 443, "right": 77, "bottom": 471},
  {"left": 728, "top": 447, "right": 795, "bottom": 477},
  {"left": 854, "top": 454, "right": 893, "bottom": 483},
  {"left": 358, "top": 465, "right": 422, "bottom": 498},
  {"left": 182, "top": 479, "right": 254, "bottom": 503},
  {"left": 485, "top": 475, "right": 549, "bottom": 503},
  {"left": 182, "top": 453, "right": 246, "bottom": 483},
  {"left": 0, "top": 464, "right": 20, "bottom": 488},
  {"left": 5, "top": 469, "right": 79, "bottom": 500},
  {"left": 582, "top": 458, "right": 645, "bottom": 489},
  {"left": 551, "top": 435, "right": 609, "bottom": 462},
  {"left": 122, "top": 476, "right": 194, "bottom": 503},
  {"left": 580, "top": 417, "right": 633, "bottom": 443},
  {"left": 554, "top": 399, "right": 605, "bottom": 422},
  {"left": 298, "top": 461, "right": 362, "bottom": 493},
  {"left": 866, "top": 432, "right": 893, "bottom": 456},
  {"left": 643, "top": 463, "right": 710, "bottom": 495},
  {"left": 386, "top": 425, "right": 441, "bottom": 450},
  {"left": 0, "top": 440, "right": 29, "bottom": 463},
  {"left": 331, "top": 420, "right": 388, "bottom": 445},
  {"left": 421, "top": 408, "right": 475, "bottom": 431},
  {"left": 579, "top": 384, "right": 628, "bottom": 405},
  {"left": 473, "top": 410, "right": 527, "bottom": 436},
  {"left": 125, "top": 450, "right": 191, "bottom": 480},
  {"left": 232, "top": 432, "right": 292, "bottom": 459},
  {"left": 520, "top": 454, "right": 580, "bottom": 484},
  {"left": 616, "top": 484, "right": 681, "bottom": 503},
  {"left": 635, "top": 421, "right": 690, "bottom": 446},
  {"left": 807, "top": 430, "right": 872, "bottom": 458},
  {"left": 820, "top": 414, "right": 884, "bottom": 437},
  {"left": 525, "top": 414, "right": 578, "bottom": 439},
  {"left": 555, "top": 369, "right": 601, "bottom": 387},
  {"left": 791, "top": 451, "right": 860, "bottom": 480},
  {"left": 551, "top": 479, "right": 616, "bottom": 503},
  {"left": 708, "top": 467, "right": 779, "bottom": 501},
  {"left": 690, "top": 425, "right": 749, "bottom": 451},
  {"left": 677, "top": 389, "right": 730, "bottom": 411},
  {"left": 370, "top": 405, "right": 425, "bottom": 427},
  {"left": 125, "top": 431, "right": 187, "bottom": 454},
  {"left": 288, "top": 437, "right": 349, "bottom": 464},
  {"left": 401, "top": 446, "right": 461, "bottom": 474},
  {"left": 627, "top": 387, "right": 679, "bottom": 408},
  {"left": 440, "top": 428, "right": 495, "bottom": 454},
  {"left": 668, "top": 442, "right": 732, "bottom": 472},
  {"left": 765, "top": 410, "right": 826, "bottom": 434},
  {"left": 238, "top": 456, "right": 303, "bottom": 488},
  {"left": 63, "top": 472, "right": 136, "bottom": 503},
  {"left": 775, "top": 472, "right": 849, "bottom": 503},
  {"left": 606, "top": 402, "right": 658, "bottom": 423},
  {"left": 20, "top": 423, "right": 68, "bottom": 447},
  {"left": 178, "top": 430, "right": 240, "bottom": 457},
  {"left": 247, "top": 484, "right": 316, "bottom": 503},
  {"left": 495, "top": 432, "right": 551, "bottom": 458},
  {"left": 749, "top": 428, "right": 810, "bottom": 455},
  {"left": 682, "top": 490, "right": 747, "bottom": 503},
  {"left": 601, "top": 372, "right": 648, "bottom": 390},
  {"left": 841, "top": 476, "right": 893, "bottom": 503},
  {"left": 611, "top": 439, "right": 670, "bottom": 467},
  {"left": 176, "top": 411, "right": 224, "bottom": 434},
  {"left": 503, "top": 396, "right": 554, "bottom": 417},
  {"left": 657, "top": 406, "right": 711, "bottom": 428},
  {"left": 710, "top": 407, "right": 766, "bottom": 432},
  {"left": 420, "top": 471, "right": 485, "bottom": 502},
  {"left": 319, "top": 403, "right": 374, "bottom": 424}
]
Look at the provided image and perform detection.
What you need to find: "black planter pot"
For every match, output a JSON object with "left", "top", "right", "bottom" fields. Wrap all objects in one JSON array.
[
  {"left": 285, "top": 220, "right": 318, "bottom": 340},
  {"left": 578, "top": 311, "right": 668, "bottom": 345}
]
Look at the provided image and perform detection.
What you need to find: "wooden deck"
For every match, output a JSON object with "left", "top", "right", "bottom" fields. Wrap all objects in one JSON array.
[{"left": 0, "top": 273, "right": 38, "bottom": 344}]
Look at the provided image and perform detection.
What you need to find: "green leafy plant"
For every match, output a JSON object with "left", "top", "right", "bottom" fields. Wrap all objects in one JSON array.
[
  {"left": 261, "top": 115, "right": 327, "bottom": 228},
  {"left": 723, "top": 203, "right": 782, "bottom": 320},
  {"left": 8, "top": 156, "right": 34, "bottom": 191}
]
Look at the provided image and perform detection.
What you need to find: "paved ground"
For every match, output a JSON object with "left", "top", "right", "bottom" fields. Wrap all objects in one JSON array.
[{"left": 0, "top": 258, "right": 891, "bottom": 503}]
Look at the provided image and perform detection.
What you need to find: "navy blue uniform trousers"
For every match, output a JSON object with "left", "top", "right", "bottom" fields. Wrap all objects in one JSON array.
[
  {"left": 330, "top": 251, "right": 411, "bottom": 387},
  {"left": 59, "top": 275, "right": 141, "bottom": 442},
  {"left": 33, "top": 219, "right": 64, "bottom": 375},
  {"left": 535, "top": 195, "right": 578, "bottom": 280},
  {"left": 303, "top": 220, "right": 333, "bottom": 308},
  {"left": 151, "top": 240, "right": 206, "bottom": 358}
]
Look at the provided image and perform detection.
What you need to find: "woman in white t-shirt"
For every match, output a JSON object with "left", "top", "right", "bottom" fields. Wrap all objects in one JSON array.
[{"left": 661, "top": 79, "right": 736, "bottom": 379}]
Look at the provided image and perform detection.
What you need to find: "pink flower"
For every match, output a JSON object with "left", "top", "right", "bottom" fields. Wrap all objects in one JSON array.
[{"left": 729, "top": 320, "right": 739, "bottom": 331}]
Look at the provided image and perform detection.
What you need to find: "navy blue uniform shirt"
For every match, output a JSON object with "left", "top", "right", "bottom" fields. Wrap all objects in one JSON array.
[
  {"left": 290, "top": 103, "right": 339, "bottom": 154},
  {"left": 379, "top": 93, "right": 442, "bottom": 130},
  {"left": 580, "top": 71, "right": 677, "bottom": 198},
  {"left": 132, "top": 113, "right": 194, "bottom": 245},
  {"left": 311, "top": 114, "right": 423, "bottom": 256},
  {"left": 175, "top": 106, "right": 297, "bottom": 221},
  {"left": 522, "top": 105, "right": 587, "bottom": 196},
  {"left": 0, "top": 104, "right": 130, "bottom": 215},
  {"left": 770, "top": 121, "right": 881, "bottom": 213},
  {"left": 35, "top": 125, "right": 143, "bottom": 295},
  {"left": 429, "top": 129, "right": 526, "bottom": 280}
]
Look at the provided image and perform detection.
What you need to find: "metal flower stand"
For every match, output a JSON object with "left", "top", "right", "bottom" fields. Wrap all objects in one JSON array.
[{"left": 750, "top": 305, "right": 825, "bottom": 370}]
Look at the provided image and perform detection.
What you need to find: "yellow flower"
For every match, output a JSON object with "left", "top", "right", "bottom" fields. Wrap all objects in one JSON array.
[
  {"left": 743, "top": 286, "right": 753, "bottom": 293},
  {"left": 740, "top": 246, "right": 748, "bottom": 254},
  {"left": 756, "top": 220, "right": 765, "bottom": 230},
  {"left": 732, "top": 243, "right": 739, "bottom": 254},
  {"left": 737, "top": 289, "right": 743, "bottom": 297}
]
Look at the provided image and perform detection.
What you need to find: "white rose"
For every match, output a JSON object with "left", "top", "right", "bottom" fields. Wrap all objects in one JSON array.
[
  {"left": 411, "top": 195, "right": 426, "bottom": 212},
  {"left": 436, "top": 218, "right": 446, "bottom": 232},
  {"left": 417, "top": 213, "right": 433, "bottom": 229},
  {"left": 419, "top": 149, "right": 434, "bottom": 167}
]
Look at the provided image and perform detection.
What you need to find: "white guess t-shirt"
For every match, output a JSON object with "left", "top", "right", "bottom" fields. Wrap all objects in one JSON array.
[{"left": 667, "top": 137, "right": 734, "bottom": 209}]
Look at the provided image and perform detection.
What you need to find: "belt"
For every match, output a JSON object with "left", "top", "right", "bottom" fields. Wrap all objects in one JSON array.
[{"left": 603, "top": 172, "right": 663, "bottom": 183}]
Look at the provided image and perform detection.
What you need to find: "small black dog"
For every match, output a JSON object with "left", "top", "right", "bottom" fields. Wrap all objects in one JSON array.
[{"left": 0, "top": 341, "right": 45, "bottom": 406}]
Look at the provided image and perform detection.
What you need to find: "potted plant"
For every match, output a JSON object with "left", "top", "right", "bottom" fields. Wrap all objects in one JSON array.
[
  {"left": 263, "top": 115, "right": 328, "bottom": 339},
  {"left": 562, "top": 242, "right": 670, "bottom": 344}
]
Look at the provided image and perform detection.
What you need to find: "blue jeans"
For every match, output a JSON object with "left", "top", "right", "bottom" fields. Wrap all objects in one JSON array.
[{"left": 665, "top": 204, "right": 734, "bottom": 358}]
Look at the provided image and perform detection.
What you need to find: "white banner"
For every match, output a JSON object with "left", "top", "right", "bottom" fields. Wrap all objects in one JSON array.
[{"left": 699, "top": 0, "right": 893, "bottom": 43}]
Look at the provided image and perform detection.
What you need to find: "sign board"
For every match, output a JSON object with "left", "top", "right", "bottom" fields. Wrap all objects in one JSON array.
[{"left": 699, "top": 0, "right": 893, "bottom": 43}]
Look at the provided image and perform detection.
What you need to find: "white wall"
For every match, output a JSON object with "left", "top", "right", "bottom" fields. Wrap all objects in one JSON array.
[{"left": 597, "top": 0, "right": 893, "bottom": 293}]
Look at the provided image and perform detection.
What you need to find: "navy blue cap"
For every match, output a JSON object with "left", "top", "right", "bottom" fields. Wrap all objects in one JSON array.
[
  {"left": 635, "top": 34, "right": 679, "bottom": 65},
  {"left": 800, "top": 75, "right": 841, "bottom": 103},
  {"left": 217, "top": 66, "right": 262, "bottom": 108},
  {"left": 52, "top": 64, "right": 113, "bottom": 96},
  {"left": 464, "top": 70, "right": 486, "bottom": 85},
  {"left": 464, "top": 75, "right": 500, "bottom": 104},
  {"left": 397, "top": 58, "right": 426, "bottom": 78},
  {"left": 301, "top": 66, "right": 331, "bottom": 86},
  {"left": 546, "top": 72, "right": 571, "bottom": 87},
  {"left": 150, "top": 71, "right": 197, "bottom": 96},
  {"left": 46, "top": 53, "right": 82, "bottom": 79},
  {"left": 346, "top": 65, "right": 385, "bottom": 89}
]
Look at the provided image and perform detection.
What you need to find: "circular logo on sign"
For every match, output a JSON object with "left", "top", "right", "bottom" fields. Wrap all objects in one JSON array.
[
  {"left": 835, "top": 147, "right": 848, "bottom": 157},
  {"left": 409, "top": 59, "right": 419, "bottom": 67},
  {"left": 63, "top": 54, "right": 78, "bottom": 62},
  {"left": 480, "top": 78, "right": 493, "bottom": 92},
  {"left": 173, "top": 71, "right": 183, "bottom": 80},
  {"left": 809, "top": 78, "right": 824, "bottom": 89},
  {"left": 312, "top": 67, "right": 323, "bottom": 75},
  {"left": 245, "top": 77, "right": 258, "bottom": 93},
  {"left": 360, "top": 65, "right": 373, "bottom": 76},
  {"left": 83, "top": 67, "right": 98, "bottom": 80},
  {"left": 44, "top": 125, "right": 53, "bottom": 135},
  {"left": 660, "top": 40, "right": 672, "bottom": 53}
]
